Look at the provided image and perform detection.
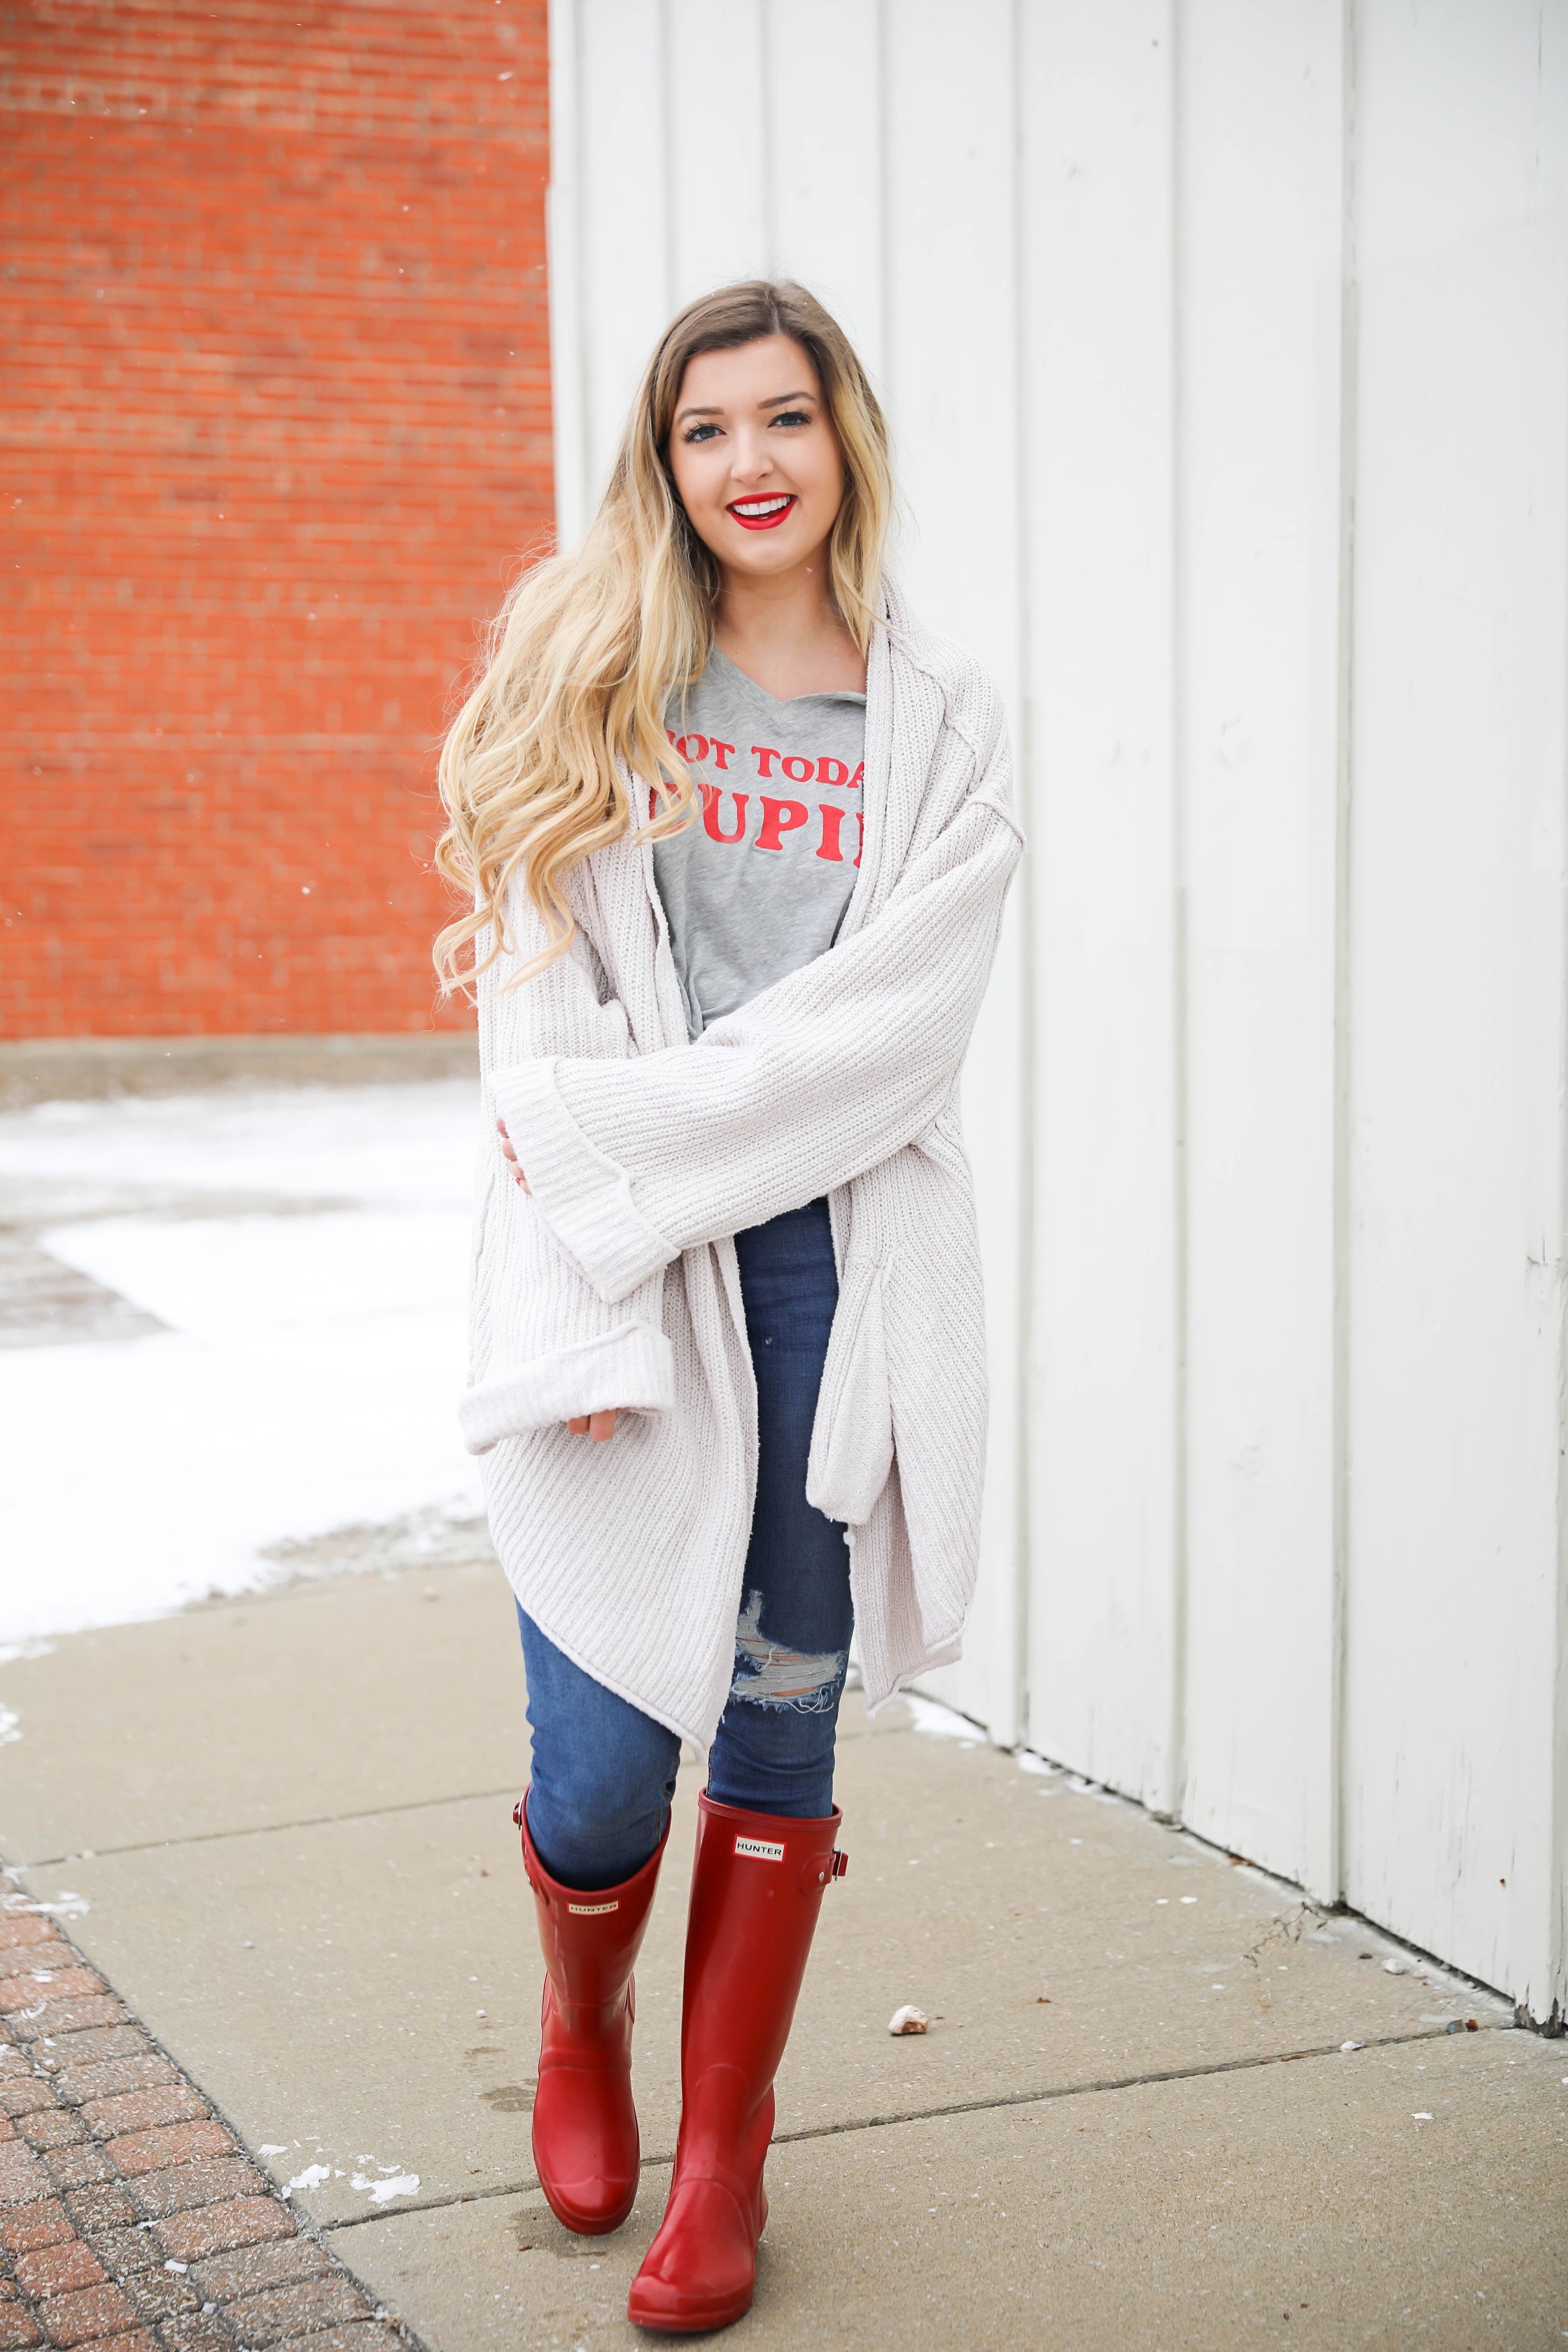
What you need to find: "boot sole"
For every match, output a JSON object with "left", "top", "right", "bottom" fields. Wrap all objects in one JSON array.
[{"left": 625, "top": 2282, "right": 754, "bottom": 2334}]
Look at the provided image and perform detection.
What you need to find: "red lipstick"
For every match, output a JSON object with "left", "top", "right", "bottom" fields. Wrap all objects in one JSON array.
[{"left": 727, "top": 494, "right": 797, "bottom": 532}]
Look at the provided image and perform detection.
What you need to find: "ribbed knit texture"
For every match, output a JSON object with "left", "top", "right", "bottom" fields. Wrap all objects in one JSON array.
[{"left": 467, "top": 582, "right": 1023, "bottom": 1748}]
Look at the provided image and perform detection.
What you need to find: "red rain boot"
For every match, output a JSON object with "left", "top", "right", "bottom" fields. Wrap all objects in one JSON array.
[
  {"left": 626, "top": 1792, "right": 847, "bottom": 2333},
  {"left": 516, "top": 1793, "right": 668, "bottom": 2235}
]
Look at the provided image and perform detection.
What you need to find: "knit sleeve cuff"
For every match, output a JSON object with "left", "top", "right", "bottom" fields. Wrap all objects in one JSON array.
[
  {"left": 458, "top": 1320, "right": 676, "bottom": 1455},
  {"left": 489, "top": 1056, "right": 678, "bottom": 1305}
]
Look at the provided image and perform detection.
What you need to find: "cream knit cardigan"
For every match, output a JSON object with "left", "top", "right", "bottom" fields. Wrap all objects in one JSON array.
[{"left": 462, "top": 582, "right": 1023, "bottom": 1750}]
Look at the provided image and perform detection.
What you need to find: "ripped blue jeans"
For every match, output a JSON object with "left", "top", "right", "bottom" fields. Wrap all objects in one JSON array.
[{"left": 517, "top": 1196, "right": 853, "bottom": 1891}]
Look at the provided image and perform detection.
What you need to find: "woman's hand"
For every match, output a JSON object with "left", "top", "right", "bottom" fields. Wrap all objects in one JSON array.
[
  {"left": 568, "top": 1411, "right": 619, "bottom": 1442},
  {"left": 496, "top": 1115, "right": 530, "bottom": 1191}
]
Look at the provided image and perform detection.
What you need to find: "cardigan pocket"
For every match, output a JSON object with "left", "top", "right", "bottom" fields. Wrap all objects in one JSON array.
[{"left": 805, "top": 1252, "right": 894, "bottom": 1527}]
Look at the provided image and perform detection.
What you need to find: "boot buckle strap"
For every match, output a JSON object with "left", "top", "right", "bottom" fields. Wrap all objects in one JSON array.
[{"left": 799, "top": 1848, "right": 849, "bottom": 1893}]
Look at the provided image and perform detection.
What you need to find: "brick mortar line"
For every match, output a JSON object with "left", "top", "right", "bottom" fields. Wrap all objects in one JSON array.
[
  {"left": 0, "top": 1910, "right": 435, "bottom": 2352},
  {"left": 321, "top": 2019, "right": 1498, "bottom": 2236}
]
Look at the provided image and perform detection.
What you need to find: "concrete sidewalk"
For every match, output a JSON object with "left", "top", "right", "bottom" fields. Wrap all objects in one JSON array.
[{"left": 1, "top": 1553, "right": 1564, "bottom": 2351}]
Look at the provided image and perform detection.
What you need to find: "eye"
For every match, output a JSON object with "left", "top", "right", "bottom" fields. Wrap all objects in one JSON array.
[
  {"left": 681, "top": 421, "right": 722, "bottom": 444},
  {"left": 771, "top": 409, "right": 813, "bottom": 429}
]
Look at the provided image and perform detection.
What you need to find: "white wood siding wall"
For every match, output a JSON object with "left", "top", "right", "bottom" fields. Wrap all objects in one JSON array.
[{"left": 547, "top": 0, "right": 1568, "bottom": 2024}]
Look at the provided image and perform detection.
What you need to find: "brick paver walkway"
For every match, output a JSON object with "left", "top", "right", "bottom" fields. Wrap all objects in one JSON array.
[{"left": 0, "top": 1913, "right": 412, "bottom": 2352}]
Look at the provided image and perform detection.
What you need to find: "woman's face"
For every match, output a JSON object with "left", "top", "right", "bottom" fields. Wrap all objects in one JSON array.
[{"left": 666, "top": 335, "right": 845, "bottom": 583}]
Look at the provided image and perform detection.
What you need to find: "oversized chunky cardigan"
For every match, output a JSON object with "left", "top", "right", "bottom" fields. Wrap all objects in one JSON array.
[{"left": 462, "top": 581, "right": 1024, "bottom": 1750}]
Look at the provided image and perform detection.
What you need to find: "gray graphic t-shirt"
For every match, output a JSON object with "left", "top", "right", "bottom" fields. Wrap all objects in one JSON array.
[{"left": 653, "top": 647, "right": 867, "bottom": 1038}]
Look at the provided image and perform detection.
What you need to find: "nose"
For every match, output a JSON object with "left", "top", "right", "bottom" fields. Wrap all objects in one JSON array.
[{"left": 728, "top": 426, "right": 776, "bottom": 486}]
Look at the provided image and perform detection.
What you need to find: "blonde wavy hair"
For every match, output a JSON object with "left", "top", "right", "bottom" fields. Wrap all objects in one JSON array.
[{"left": 433, "top": 279, "right": 892, "bottom": 993}]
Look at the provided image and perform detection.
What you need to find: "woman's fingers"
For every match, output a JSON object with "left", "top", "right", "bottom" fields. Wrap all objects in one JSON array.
[
  {"left": 496, "top": 1118, "right": 528, "bottom": 1191},
  {"left": 566, "top": 1411, "right": 620, "bottom": 1441}
]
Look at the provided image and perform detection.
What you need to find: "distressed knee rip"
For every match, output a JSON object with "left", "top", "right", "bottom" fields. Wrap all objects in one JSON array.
[{"left": 728, "top": 1590, "right": 846, "bottom": 1714}]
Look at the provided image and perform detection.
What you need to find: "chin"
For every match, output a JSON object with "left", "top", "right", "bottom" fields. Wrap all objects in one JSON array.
[{"left": 724, "top": 531, "right": 810, "bottom": 570}]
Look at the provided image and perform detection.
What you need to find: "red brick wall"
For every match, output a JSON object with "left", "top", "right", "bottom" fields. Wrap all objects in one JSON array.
[{"left": 1, "top": 0, "right": 552, "bottom": 1037}]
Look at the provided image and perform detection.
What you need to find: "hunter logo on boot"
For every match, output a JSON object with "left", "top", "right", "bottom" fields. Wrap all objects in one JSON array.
[
  {"left": 566, "top": 1899, "right": 620, "bottom": 1914},
  {"left": 734, "top": 1836, "right": 785, "bottom": 1861}
]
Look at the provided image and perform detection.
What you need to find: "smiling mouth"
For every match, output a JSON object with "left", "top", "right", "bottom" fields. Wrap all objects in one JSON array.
[{"left": 727, "top": 494, "right": 797, "bottom": 531}]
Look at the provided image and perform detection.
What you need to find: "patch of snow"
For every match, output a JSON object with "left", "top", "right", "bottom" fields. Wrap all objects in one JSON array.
[
  {"left": 0, "top": 1080, "right": 475, "bottom": 1212},
  {"left": 0, "top": 1642, "right": 53, "bottom": 1666},
  {"left": 258, "top": 2145, "right": 288, "bottom": 2157},
  {"left": 284, "top": 2163, "right": 332, "bottom": 2195},
  {"left": 3, "top": 1890, "right": 88, "bottom": 1919},
  {"left": 0, "top": 1083, "right": 484, "bottom": 1639},
  {"left": 352, "top": 2171, "right": 419, "bottom": 2204},
  {"left": 900, "top": 1693, "right": 983, "bottom": 1745},
  {"left": 1014, "top": 1751, "right": 1058, "bottom": 1777},
  {"left": 0, "top": 1709, "right": 19, "bottom": 1746}
]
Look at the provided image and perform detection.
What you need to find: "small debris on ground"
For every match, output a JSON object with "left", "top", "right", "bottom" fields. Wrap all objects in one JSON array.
[{"left": 888, "top": 2003, "right": 928, "bottom": 2036}]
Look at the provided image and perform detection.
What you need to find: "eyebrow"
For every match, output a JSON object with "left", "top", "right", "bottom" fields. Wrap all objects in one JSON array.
[{"left": 673, "top": 388, "right": 817, "bottom": 425}]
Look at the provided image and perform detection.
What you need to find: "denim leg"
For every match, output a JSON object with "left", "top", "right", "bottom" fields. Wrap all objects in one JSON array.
[
  {"left": 516, "top": 1604, "right": 681, "bottom": 1891},
  {"left": 706, "top": 1198, "right": 853, "bottom": 1820}
]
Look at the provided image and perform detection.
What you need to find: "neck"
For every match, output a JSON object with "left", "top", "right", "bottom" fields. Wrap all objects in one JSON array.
[{"left": 711, "top": 556, "right": 867, "bottom": 699}]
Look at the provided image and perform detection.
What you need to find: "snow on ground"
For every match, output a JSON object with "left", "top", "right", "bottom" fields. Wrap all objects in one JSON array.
[{"left": 0, "top": 1081, "right": 486, "bottom": 1641}]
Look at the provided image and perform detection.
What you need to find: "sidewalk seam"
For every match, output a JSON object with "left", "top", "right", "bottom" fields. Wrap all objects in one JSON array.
[
  {"left": 319, "top": 2018, "right": 1502, "bottom": 2235},
  {"left": 9, "top": 1791, "right": 522, "bottom": 1873}
]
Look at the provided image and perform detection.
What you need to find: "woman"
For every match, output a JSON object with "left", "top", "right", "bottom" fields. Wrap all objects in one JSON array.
[{"left": 435, "top": 280, "right": 1021, "bottom": 2334}]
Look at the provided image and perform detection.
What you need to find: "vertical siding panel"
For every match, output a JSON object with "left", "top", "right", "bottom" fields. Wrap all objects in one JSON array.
[
  {"left": 883, "top": 0, "right": 1027, "bottom": 1744},
  {"left": 574, "top": 0, "right": 671, "bottom": 496},
  {"left": 1020, "top": 1, "right": 1180, "bottom": 1809},
  {"left": 764, "top": 0, "right": 886, "bottom": 377},
  {"left": 1344, "top": 0, "right": 1568, "bottom": 2015},
  {"left": 666, "top": 0, "right": 768, "bottom": 297},
  {"left": 878, "top": 0, "right": 1019, "bottom": 676},
  {"left": 1175, "top": 0, "right": 1348, "bottom": 1895}
]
